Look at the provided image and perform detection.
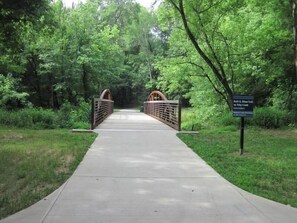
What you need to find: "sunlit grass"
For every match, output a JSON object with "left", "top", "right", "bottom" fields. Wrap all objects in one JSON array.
[
  {"left": 178, "top": 127, "right": 297, "bottom": 207},
  {"left": 0, "top": 127, "right": 97, "bottom": 219}
]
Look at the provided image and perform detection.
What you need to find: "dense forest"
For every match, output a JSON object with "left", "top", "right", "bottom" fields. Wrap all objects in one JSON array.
[{"left": 0, "top": 0, "right": 296, "bottom": 127}]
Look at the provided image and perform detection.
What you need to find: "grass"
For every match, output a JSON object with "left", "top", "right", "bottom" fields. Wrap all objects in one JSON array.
[
  {"left": 0, "top": 127, "right": 97, "bottom": 220},
  {"left": 178, "top": 126, "right": 297, "bottom": 207}
]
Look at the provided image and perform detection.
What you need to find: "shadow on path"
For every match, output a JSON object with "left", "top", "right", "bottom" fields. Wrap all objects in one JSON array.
[{"left": 2, "top": 109, "right": 297, "bottom": 223}]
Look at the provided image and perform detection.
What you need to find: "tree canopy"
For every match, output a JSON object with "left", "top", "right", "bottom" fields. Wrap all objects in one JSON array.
[{"left": 0, "top": 0, "right": 296, "bottom": 115}]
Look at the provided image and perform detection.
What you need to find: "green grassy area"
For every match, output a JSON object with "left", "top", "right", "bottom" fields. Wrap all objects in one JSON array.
[
  {"left": 0, "top": 128, "right": 97, "bottom": 220},
  {"left": 178, "top": 127, "right": 297, "bottom": 207}
]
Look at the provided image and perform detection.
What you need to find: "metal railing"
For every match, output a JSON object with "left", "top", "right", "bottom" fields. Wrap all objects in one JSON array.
[
  {"left": 144, "top": 100, "right": 181, "bottom": 131},
  {"left": 91, "top": 98, "right": 114, "bottom": 129}
]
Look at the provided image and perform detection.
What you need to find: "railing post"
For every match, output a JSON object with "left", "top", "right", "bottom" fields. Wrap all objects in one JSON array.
[
  {"left": 91, "top": 97, "right": 95, "bottom": 130},
  {"left": 178, "top": 100, "right": 181, "bottom": 131}
]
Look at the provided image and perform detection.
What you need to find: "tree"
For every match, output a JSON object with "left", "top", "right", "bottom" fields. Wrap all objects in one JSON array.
[
  {"left": 0, "top": 0, "right": 50, "bottom": 53},
  {"left": 164, "top": 0, "right": 234, "bottom": 109},
  {"left": 157, "top": 0, "right": 294, "bottom": 110},
  {"left": 0, "top": 0, "right": 167, "bottom": 109},
  {"left": 96, "top": 0, "right": 163, "bottom": 106}
]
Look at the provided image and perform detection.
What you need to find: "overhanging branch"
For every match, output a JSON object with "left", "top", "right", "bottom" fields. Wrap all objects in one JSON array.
[{"left": 168, "top": 0, "right": 233, "bottom": 109}]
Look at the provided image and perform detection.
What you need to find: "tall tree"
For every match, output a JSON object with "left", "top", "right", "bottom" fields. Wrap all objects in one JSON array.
[
  {"left": 157, "top": 0, "right": 294, "bottom": 110},
  {"left": 165, "top": 0, "right": 234, "bottom": 109}
]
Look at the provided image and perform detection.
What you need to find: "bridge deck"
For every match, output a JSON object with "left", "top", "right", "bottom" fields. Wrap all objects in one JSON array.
[
  {"left": 2, "top": 109, "right": 297, "bottom": 223},
  {"left": 95, "top": 109, "right": 173, "bottom": 131}
]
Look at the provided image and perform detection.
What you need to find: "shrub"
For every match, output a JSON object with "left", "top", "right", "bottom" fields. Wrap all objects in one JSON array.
[
  {"left": 69, "top": 100, "right": 91, "bottom": 124},
  {"left": 213, "top": 108, "right": 293, "bottom": 129},
  {"left": 0, "top": 108, "right": 56, "bottom": 129},
  {"left": 0, "top": 110, "right": 17, "bottom": 126},
  {"left": 218, "top": 112, "right": 240, "bottom": 126},
  {"left": 56, "top": 100, "right": 91, "bottom": 129},
  {"left": 0, "top": 100, "right": 91, "bottom": 129},
  {"left": 252, "top": 107, "right": 293, "bottom": 128},
  {"left": 181, "top": 108, "right": 202, "bottom": 131},
  {"left": 56, "top": 102, "right": 73, "bottom": 128},
  {"left": 0, "top": 109, "right": 30, "bottom": 127},
  {"left": 181, "top": 106, "right": 294, "bottom": 130},
  {"left": 27, "top": 108, "right": 56, "bottom": 128}
]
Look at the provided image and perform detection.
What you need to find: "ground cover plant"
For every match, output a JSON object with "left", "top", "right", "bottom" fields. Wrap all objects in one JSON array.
[
  {"left": 0, "top": 128, "right": 97, "bottom": 220},
  {"left": 0, "top": 101, "right": 91, "bottom": 130},
  {"left": 178, "top": 127, "right": 297, "bottom": 208}
]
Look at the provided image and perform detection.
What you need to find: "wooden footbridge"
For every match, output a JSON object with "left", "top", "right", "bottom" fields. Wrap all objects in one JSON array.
[{"left": 91, "top": 90, "right": 181, "bottom": 131}]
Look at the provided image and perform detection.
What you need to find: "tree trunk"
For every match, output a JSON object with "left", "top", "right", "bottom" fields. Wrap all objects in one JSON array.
[
  {"left": 293, "top": 0, "right": 297, "bottom": 83},
  {"left": 82, "top": 64, "right": 89, "bottom": 100},
  {"left": 28, "top": 55, "right": 43, "bottom": 106}
]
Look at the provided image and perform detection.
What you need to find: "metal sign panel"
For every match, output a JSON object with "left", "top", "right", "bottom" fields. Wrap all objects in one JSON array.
[{"left": 232, "top": 95, "right": 254, "bottom": 118}]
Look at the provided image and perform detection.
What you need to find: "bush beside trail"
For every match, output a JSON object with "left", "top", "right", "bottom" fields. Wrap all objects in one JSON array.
[
  {"left": 181, "top": 107, "right": 296, "bottom": 131},
  {"left": 0, "top": 101, "right": 91, "bottom": 129}
]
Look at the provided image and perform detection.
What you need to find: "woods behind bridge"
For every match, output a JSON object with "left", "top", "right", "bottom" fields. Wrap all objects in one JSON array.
[{"left": 0, "top": 0, "right": 296, "bottom": 128}]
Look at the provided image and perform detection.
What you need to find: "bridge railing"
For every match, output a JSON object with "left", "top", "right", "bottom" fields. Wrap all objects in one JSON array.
[
  {"left": 91, "top": 98, "right": 114, "bottom": 129},
  {"left": 91, "top": 89, "right": 113, "bottom": 129},
  {"left": 144, "top": 100, "right": 181, "bottom": 131}
]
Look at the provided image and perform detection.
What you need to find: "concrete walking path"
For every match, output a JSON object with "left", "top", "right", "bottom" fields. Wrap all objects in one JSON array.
[{"left": 1, "top": 109, "right": 297, "bottom": 223}]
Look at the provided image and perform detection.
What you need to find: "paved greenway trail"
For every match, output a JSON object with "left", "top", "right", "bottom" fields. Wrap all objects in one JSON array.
[{"left": 2, "top": 109, "right": 297, "bottom": 223}]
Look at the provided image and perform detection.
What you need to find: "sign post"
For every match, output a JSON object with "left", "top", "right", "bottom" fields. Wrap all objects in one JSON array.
[
  {"left": 232, "top": 96, "right": 254, "bottom": 155},
  {"left": 240, "top": 117, "right": 244, "bottom": 155}
]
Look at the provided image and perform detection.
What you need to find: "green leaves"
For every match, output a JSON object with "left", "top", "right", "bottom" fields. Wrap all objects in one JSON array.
[
  {"left": 0, "top": 74, "right": 28, "bottom": 108},
  {"left": 1, "top": 0, "right": 294, "bottom": 111},
  {"left": 157, "top": 0, "right": 295, "bottom": 111}
]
